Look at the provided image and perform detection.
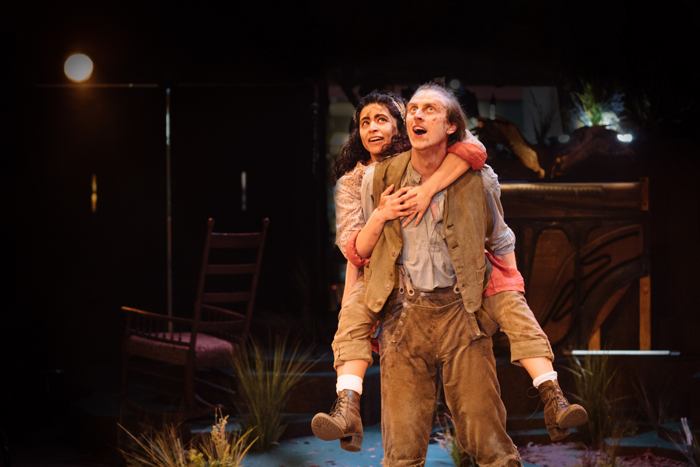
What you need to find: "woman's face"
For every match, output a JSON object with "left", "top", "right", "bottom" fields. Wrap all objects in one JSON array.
[{"left": 358, "top": 103, "right": 399, "bottom": 160}]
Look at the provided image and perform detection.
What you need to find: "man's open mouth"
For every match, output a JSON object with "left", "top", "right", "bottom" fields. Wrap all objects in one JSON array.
[{"left": 413, "top": 127, "right": 427, "bottom": 135}]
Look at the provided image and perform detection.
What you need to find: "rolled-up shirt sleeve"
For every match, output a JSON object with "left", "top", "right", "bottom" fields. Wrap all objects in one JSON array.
[
  {"left": 482, "top": 164, "right": 516, "bottom": 256},
  {"left": 334, "top": 169, "right": 366, "bottom": 259},
  {"left": 447, "top": 130, "right": 488, "bottom": 170},
  {"left": 465, "top": 128, "right": 486, "bottom": 152}
]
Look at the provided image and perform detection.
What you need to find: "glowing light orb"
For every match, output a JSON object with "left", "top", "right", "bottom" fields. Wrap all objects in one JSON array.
[
  {"left": 449, "top": 79, "right": 461, "bottom": 90},
  {"left": 617, "top": 134, "right": 633, "bottom": 143},
  {"left": 64, "top": 54, "right": 93, "bottom": 82},
  {"left": 558, "top": 134, "right": 570, "bottom": 143}
]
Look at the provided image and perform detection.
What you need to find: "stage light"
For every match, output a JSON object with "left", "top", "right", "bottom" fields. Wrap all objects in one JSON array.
[
  {"left": 91, "top": 174, "right": 97, "bottom": 213},
  {"left": 241, "top": 171, "right": 247, "bottom": 212},
  {"left": 449, "top": 79, "right": 461, "bottom": 90},
  {"left": 558, "top": 134, "right": 570, "bottom": 143},
  {"left": 617, "top": 134, "right": 633, "bottom": 143},
  {"left": 64, "top": 54, "right": 93, "bottom": 82}
]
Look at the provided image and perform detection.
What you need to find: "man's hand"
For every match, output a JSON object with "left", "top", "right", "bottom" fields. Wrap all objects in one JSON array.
[{"left": 377, "top": 184, "right": 417, "bottom": 222}]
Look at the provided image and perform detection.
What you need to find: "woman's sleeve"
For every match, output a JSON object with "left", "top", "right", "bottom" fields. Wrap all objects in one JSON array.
[
  {"left": 335, "top": 173, "right": 366, "bottom": 259},
  {"left": 346, "top": 229, "right": 371, "bottom": 267},
  {"left": 345, "top": 165, "right": 376, "bottom": 267},
  {"left": 447, "top": 129, "right": 488, "bottom": 170}
]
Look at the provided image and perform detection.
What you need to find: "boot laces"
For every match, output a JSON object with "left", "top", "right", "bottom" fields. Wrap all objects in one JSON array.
[
  {"left": 525, "top": 386, "right": 544, "bottom": 419},
  {"left": 329, "top": 393, "right": 348, "bottom": 418},
  {"left": 539, "top": 385, "right": 569, "bottom": 410}
]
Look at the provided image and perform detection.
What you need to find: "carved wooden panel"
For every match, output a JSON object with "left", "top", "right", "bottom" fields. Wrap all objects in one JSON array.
[{"left": 499, "top": 180, "right": 650, "bottom": 350}]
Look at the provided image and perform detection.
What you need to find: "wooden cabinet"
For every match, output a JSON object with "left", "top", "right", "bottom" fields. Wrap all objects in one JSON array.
[{"left": 500, "top": 179, "right": 650, "bottom": 351}]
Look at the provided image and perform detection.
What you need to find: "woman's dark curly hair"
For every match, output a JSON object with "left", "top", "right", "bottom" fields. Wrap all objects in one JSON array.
[{"left": 333, "top": 91, "right": 412, "bottom": 182}]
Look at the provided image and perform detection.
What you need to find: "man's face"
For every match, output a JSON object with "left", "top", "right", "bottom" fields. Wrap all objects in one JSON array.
[
  {"left": 406, "top": 89, "right": 456, "bottom": 150},
  {"left": 358, "top": 103, "right": 399, "bottom": 158}
]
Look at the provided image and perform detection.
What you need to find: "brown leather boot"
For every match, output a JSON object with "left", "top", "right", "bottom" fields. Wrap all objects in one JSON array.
[
  {"left": 311, "top": 389, "right": 363, "bottom": 452},
  {"left": 504, "top": 447, "right": 524, "bottom": 466},
  {"left": 538, "top": 380, "right": 588, "bottom": 441}
]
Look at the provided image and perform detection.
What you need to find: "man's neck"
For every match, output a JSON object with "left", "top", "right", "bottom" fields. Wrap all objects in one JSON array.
[{"left": 410, "top": 140, "right": 448, "bottom": 182}]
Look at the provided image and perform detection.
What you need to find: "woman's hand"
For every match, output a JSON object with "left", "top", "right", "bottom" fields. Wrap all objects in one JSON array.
[
  {"left": 376, "top": 184, "right": 417, "bottom": 222},
  {"left": 400, "top": 184, "right": 434, "bottom": 227},
  {"left": 356, "top": 185, "right": 416, "bottom": 259}
]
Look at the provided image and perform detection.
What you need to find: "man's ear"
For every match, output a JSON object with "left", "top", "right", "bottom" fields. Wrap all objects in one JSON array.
[{"left": 446, "top": 121, "right": 457, "bottom": 135}]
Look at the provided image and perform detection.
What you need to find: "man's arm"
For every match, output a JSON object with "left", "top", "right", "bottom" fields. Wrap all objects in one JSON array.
[
  {"left": 496, "top": 250, "right": 517, "bottom": 268},
  {"left": 482, "top": 164, "right": 517, "bottom": 260}
]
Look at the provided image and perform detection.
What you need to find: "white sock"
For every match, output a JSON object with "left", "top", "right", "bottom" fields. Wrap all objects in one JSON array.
[
  {"left": 533, "top": 371, "right": 558, "bottom": 388},
  {"left": 337, "top": 374, "right": 363, "bottom": 395}
]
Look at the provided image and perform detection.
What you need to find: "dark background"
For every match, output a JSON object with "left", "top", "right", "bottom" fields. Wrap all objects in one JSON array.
[{"left": 1, "top": 0, "right": 699, "bottom": 401}]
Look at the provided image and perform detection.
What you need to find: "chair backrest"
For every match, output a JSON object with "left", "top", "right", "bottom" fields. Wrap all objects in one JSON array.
[{"left": 193, "top": 218, "right": 269, "bottom": 342}]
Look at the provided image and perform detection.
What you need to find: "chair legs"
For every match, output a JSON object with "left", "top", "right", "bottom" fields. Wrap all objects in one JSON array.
[
  {"left": 120, "top": 348, "right": 130, "bottom": 402},
  {"left": 119, "top": 354, "right": 224, "bottom": 420},
  {"left": 185, "top": 360, "right": 196, "bottom": 411}
]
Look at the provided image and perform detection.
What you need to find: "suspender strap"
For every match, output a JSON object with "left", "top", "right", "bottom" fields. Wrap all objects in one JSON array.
[{"left": 398, "top": 265, "right": 415, "bottom": 296}]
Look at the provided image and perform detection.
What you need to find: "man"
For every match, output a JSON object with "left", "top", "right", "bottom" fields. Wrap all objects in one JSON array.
[{"left": 361, "top": 82, "right": 523, "bottom": 466}]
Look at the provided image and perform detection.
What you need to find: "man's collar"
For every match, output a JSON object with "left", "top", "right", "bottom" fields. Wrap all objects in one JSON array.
[{"left": 404, "top": 161, "right": 422, "bottom": 186}]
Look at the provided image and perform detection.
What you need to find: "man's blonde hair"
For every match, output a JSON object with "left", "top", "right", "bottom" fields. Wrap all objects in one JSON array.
[{"left": 413, "top": 80, "right": 468, "bottom": 147}]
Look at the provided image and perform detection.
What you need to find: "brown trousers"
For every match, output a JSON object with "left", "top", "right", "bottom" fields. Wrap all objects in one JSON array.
[
  {"left": 378, "top": 286, "right": 521, "bottom": 467},
  {"left": 481, "top": 291, "right": 554, "bottom": 366},
  {"left": 332, "top": 275, "right": 553, "bottom": 370},
  {"left": 332, "top": 275, "right": 376, "bottom": 369}
]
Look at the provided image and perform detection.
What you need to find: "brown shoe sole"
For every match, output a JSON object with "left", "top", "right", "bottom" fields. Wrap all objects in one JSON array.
[
  {"left": 548, "top": 425, "right": 570, "bottom": 441},
  {"left": 558, "top": 404, "right": 589, "bottom": 429},
  {"left": 311, "top": 413, "right": 363, "bottom": 452},
  {"left": 340, "top": 433, "right": 363, "bottom": 452},
  {"left": 311, "top": 413, "right": 345, "bottom": 441}
]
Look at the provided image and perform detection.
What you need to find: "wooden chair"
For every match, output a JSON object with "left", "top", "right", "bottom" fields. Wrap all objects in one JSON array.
[{"left": 119, "top": 218, "right": 269, "bottom": 418}]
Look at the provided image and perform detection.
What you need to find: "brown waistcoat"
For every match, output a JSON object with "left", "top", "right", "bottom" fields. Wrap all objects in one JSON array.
[{"left": 364, "top": 151, "right": 491, "bottom": 314}]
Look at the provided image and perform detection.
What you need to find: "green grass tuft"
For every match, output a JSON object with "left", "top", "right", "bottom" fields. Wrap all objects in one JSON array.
[
  {"left": 435, "top": 414, "right": 478, "bottom": 467},
  {"left": 230, "top": 334, "right": 316, "bottom": 451},
  {"left": 564, "top": 354, "right": 635, "bottom": 452},
  {"left": 119, "top": 411, "right": 255, "bottom": 467},
  {"left": 671, "top": 417, "right": 700, "bottom": 467}
]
